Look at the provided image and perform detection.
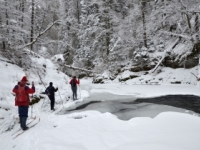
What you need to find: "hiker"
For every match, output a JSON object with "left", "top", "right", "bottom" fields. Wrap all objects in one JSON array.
[
  {"left": 45, "top": 82, "right": 58, "bottom": 111},
  {"left": 12, "top": 76, "right": 35, "bottom": 130},
  {"left": 69, "top": 76, "right": 80, "bottom": 100}
]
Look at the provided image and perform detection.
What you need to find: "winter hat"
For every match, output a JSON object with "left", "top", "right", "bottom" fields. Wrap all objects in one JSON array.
[
  {"left": 21, "top": 76, "right": 28, "bottom": 82},
  {"left": 50, "top": 82, "right": 53, "bottom": 86}
]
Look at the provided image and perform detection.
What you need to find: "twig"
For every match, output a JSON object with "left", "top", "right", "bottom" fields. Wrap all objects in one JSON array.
[
  {"left": 36, "top": 71, "right": 46, "bottom": 88},
  {"left": 58, "top": 89, "right": 64, "bottom": 108},
  {"left": 191, "top": 72, "right": 200, "bottom": 81}
]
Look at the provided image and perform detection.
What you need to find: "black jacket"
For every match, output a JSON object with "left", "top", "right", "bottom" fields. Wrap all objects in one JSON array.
[{"left": 45, "top": 86, "right": 58, "bottom": 97}]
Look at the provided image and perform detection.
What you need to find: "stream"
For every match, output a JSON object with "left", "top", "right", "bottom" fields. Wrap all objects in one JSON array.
[{"left": 59, "top": 93, "right": 200, "bottom": 120}]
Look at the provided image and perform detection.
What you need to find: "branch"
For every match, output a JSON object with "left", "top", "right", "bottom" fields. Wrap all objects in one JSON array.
[
  {"left": 178, "top": 0, "right": 187, "bottom": 10},
  {"left": 18, "top": 20, "right": 62, "bottom": 50},
  {"left": 0, "top": 58, "right": 14, "bottom": 64},
  {"left": 160, "top": 30, "right": 192, "bottom": 40},
  {"left": 22, "top": 49, "right": 42, "bottom": 58},
  {"left": 61, "top": 42, "right": 78, "bottom": 51},
  {"left": 180, "top": 10, "right": 200, "bottom": 14},
  {"left": 64, "top": 65, "right": 96, "bottom": 73},
  {"left": 191, "top": 72, "right": 200, "bottom": 81}
]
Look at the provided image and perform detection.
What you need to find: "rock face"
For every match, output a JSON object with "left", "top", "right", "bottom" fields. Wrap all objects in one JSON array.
[
  {"left": 129, "top": 65, "right": 153, "bottom": 72},
  {"left": 163, "top": 55, "right": 198, "bottom": 69},
  {"left": 92, "top": 76, "right": 104, "bottom": 84},
  {"left": 184, "top": 57, "right": 199, "bottom": 68},
  {"left": 92, "top": 73, "right": 116, "bottom": 84},
  {"left": 163, "top": 43, "right": 200, "bottom": 69}
]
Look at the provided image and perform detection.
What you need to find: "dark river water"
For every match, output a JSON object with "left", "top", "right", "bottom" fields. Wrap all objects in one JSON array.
[
  {"left": 59, "top": 94, "right": 200, "bottom": 120},
  {"left": 132, "top": 95, "right": 200, "bottom": 113}
]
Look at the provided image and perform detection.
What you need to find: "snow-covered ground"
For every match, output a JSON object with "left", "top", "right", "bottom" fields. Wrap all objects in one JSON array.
[{"left": 0, "top": 55, "right": 200, "bottom": 150}]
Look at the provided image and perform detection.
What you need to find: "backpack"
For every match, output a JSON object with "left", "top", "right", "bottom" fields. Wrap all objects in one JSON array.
[
  {"left": 17, "top": 86, "right": 27, "bottom": 103},
  {"left": 71, "top": 79, "right": 76, "bottom": 87},
  {"left": 45, "top": 86, "right": 57, "bottom": 96},
  {"left": 45, "top": 87, "right": 50, "bottom": 95}
]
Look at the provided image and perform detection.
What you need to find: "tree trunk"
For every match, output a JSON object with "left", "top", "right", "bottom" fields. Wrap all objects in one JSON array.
[
  {"left": 76, "top": 0, "right": 80, "bottom": 24},
  {"left": 106, "top": 35, "right": 110, "bottom": 56},
  {"left": 5, "top": 0, "right": 8, "bottom": 31},
  {"left": 105, "top": 1, "right": 111, "bottom": 57},
  {"left": 21, "top": 0, "right": 25, "bottom": 29},
  {"left": 195, "top": 14, "right": 199, "bottom": 42},
  {"left": 30, "top": 0, "right": 35, "bottom": 50},
  {"left": 3, "top": 0, "right": 9, "bottom": 51},
  {"left": 198, "top": 55, "right": 200, "bottom": 87},
  {"left": 198, "top": 14, "right": 200, "bottom": 87},
  {"left": 141, "top": 0, "right": 147, "bottom": 48},
  {"left": 185, "top": 13, "right": 194, "bottom": 43}
]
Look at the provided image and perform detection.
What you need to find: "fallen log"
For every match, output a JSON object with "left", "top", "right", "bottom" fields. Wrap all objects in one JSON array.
[
  {"left": 64, "top": 65, "right": 96, "bottom": 73},
  {"left": 150, "top": 38, "right": 180, "bottom": 74}
]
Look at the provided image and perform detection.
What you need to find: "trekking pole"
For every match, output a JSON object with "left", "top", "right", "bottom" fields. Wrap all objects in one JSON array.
[
  {"left": 41, "top": 95, "right": 47, "bottom": 110},
  {"left": 30, "top": 94, "right": 33, "bottom": 118},
  {"left": 31, "top": 105, "right": 33, "bottom": 118},
  {"left": 78, "top": 84, "right": 81, "bottom": 99},
  {"left": 69, "top": 84, "right": 73, "bottom": 100},
  {"left": 58, "top": 89, "right": 64, "bottom": 108}
]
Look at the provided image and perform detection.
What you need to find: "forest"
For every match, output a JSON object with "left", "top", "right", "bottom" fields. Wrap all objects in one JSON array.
[{"left": 0, "top": 0, "right": 200, "bottom": 80}]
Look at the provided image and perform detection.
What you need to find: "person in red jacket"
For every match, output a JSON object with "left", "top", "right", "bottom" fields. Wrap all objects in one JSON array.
[
  {"left": 69, "top": 76, "right": 80, "bottom": 100},
  {"left": 12, "top": 76, "right": 35, "bottom": 130}
]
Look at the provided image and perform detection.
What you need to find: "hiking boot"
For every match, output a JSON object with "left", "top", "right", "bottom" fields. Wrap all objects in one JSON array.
[
  {"left": 22, "top": 126, "right": 29, "bottom": 131},
  {"left": 21, "top": 117, "right": 28, "bottom": 130}
]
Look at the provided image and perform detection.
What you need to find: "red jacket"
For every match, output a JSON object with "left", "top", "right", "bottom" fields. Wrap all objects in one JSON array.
[
  {"left": 69, "top": 78, "right": 80, "bottom": 86},
  {"left": 12, "top": 83, "right": 35, "bottom": 106}
]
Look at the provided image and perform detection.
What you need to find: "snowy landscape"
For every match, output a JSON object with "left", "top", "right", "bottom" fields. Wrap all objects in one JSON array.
[
  {"left": 1, "top": 0, "right": 200, "bottom": 150},
  {"left": 0, "top": 54, "right": 200, "bottom": 150}
]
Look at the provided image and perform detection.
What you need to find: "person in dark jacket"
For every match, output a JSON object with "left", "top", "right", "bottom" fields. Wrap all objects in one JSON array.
[
  {"left": 45, "top": 82, "right": 58, "bottom": 111},
  {"left": 12, "top": 76, "right": 35, "bottom": 130},
  {"left": 69, "top": 76, "right": 80, "bottom": 100}
]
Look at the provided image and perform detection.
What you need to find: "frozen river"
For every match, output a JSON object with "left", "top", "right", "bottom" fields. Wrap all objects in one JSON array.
[{"left": 59, "top": 93, "right": 200, "bottom": 120}]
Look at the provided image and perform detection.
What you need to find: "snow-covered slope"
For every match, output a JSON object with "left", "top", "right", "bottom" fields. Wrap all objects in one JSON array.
[
  {"left": 0, "top": 54, "right": 200, "bottom": 150},
  {"left": 0, "top": 55, "right": 72, "bottom": 133}
]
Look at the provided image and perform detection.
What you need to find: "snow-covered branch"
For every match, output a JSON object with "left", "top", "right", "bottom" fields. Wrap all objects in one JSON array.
[
  {"left": 191, "top": 72, "right": 200, "bottom": 81},
  {"left": 160, "top": 30, "right": 192, "bottom": 40},
  {"left": 18, "top": 20, "right": 62, "bottom": 50},
  {"left": 64, "top": 65, "right": 96, "bottom": 73},
  {"left": 0, "top": 58, "right": 14, "bottom": 64},
  {"left": 180, "top": 10, "right": 200, "bottom": 14},
  {"left": 178, "top": 0, "right": 187, "bottom": 10},
  {"left": 22, "top": 49, "right": 42, "bottom": 58}
]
